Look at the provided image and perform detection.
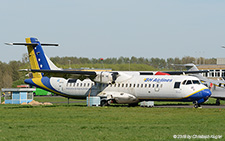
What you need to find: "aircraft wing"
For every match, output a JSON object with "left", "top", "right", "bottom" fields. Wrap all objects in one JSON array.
[
  {"left": 30, "top": 69, "right": 119, "bottom": 84},
  {"left": 31, "top": 69, "right": 97, "bottom": 80},
  {"left": 163, "top": 70, "right": 209, "bottom": 75}
]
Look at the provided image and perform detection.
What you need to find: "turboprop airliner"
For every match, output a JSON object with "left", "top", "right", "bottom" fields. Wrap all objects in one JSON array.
[{"left": 5, "top": 37, "right": 212, "bottom": 108}]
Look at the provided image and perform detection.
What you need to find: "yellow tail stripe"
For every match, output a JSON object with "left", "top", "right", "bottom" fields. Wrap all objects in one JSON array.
[{"left": 25, "top": 38, "right": 42, "bottom": 78}]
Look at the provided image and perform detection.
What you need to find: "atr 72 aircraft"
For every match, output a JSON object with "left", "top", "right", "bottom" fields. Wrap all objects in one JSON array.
[{"left": 5, "top": 37, "right": 212, "bottom": 108}]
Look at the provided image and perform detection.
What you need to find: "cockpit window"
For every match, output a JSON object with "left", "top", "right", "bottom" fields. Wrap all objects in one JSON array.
[
  {"left": 182, "top": 80, "right": 187, "bottom": 85},
  {"left": 193, "top": 80, "right": 200, "bottom": 84},
  {"left": 186, "top": 80, "right": 192, "bottom": 85},
  {"left": 174, "top": 82, "right": 181, "bottom": 88}
]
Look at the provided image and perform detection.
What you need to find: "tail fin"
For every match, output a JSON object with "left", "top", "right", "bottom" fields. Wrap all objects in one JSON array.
[
  {"left": 5, "top": 37, "right": 60, "bottom": 78},
  {"left": 183, "top": 63, "right": 199, "bottom": 71},
  {"left": 25, "top": 37, "right": 60, "bottom": 70}
]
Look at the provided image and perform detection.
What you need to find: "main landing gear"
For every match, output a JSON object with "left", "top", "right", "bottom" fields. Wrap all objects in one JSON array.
[
  {"left": 216, "top": 99, "right": 220, "bottom": 106},
  {"left": 100, "top": 99, "right": 110, "bottom": 106}
]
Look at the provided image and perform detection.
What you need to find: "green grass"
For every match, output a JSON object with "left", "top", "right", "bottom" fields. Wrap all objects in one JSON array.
[
  {"left": 0, "top": 97, "right": 225, "bottom": 140},
  {"left": 34, "top": 96, "right": 85, "bottom": 104}
]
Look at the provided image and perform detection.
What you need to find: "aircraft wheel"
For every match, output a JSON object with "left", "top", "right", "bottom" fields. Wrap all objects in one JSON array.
[
  {"left": 216, "top": 99, "right": 220, "bottom": 106},
  {"left": 100, "top": 100, "right": 108, "bottom": 107},
  {"left": 194, "top": 103, "right": 201, "bottom": 108}
]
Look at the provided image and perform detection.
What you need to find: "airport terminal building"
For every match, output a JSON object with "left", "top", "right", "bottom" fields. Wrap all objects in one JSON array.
[{"left": 197, "top": 58, "right": 225, "bottom": 80}]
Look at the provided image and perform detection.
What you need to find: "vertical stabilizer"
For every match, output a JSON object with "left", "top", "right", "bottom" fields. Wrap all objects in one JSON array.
[
  {"left": 184, "top": 63, "right": 199, "bottom": 71},
  {"left": 26, "top": 37, "right": 60, "bottom": 70},
  {"left": 25, "top": 38, "right": 42, "bottom": 78}
]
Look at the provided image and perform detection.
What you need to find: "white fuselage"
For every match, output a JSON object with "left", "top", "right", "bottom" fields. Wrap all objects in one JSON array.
[{"left": 45, "top": 71, "right": 211, "bottom": 104}]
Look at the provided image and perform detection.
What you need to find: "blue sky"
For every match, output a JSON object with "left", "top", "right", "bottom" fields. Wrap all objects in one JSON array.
[{"left": 1, "top": 0, "right": 225, "bottom": 63}]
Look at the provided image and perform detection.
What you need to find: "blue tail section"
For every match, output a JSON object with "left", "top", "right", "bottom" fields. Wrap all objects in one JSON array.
[
  {"left": 25, "top": 37, "right": 60, "bottom": 72},
  {"left": 30, "top": 38, "right": 51, "bottom": 70}
]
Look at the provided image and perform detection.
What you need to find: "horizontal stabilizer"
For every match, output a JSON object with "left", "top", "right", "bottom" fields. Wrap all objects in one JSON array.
[
  {"left": 41, "top": 43, "right": 59, "bottom": 46},
  {"left": 19, "top": 69, "right": 30, "bottom": 72},
  {"left": 5, "top": 42, "right": 59, "bottom": 46},
  {"left": 5, "top": 43, "right": 38, "bottom": 46}
]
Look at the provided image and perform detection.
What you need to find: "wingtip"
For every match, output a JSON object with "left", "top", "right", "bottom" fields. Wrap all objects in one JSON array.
[{"left": 19, "top": 69, "right": 31, "bottom": 72}]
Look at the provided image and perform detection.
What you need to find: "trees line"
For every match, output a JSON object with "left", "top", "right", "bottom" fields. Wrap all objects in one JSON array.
[
  {"left": 0, "top": 56, "right": 216, "bottom": 89},
  {"left": 51, "top": 56, "right": 216, "bottom": 70}
]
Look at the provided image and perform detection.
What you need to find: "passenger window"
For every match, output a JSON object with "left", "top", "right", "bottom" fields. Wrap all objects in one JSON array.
[
  {"left": 77, "top": 83, "right": 79, "bottom": 87},
  {"left": 174, "top": 82, "right": 181, "bottom": 88},
  {"left": 145, "top": 84, "right": 147, "bottom": 88},
  {"left": 186, "top": 80, "right": 192, "bottom": 85},
  {"left": 137, "top": 84, "right": 139, "bottom": 88},
  {"left": 130, "top": 84, "right": 132, "bottom": 87},
  {"left": 133, "top": 84, "right": 136, "bottom": 87},
  {"left": 141, "top": 84, "right": 143, "bottom": 88},
  {"left": 149, "top": 84, "right": 151, "bottom": 88},
  {"left": 152, "top": 84, "right": 155, "bottom": 88},
  {"left": 84, "top": 83, "right": 86, "bottom": 87}
]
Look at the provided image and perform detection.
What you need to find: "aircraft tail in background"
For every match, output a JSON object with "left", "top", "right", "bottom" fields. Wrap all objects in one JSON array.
[{"left": 184, "top": 63, "right": 199, "bottom": 71}]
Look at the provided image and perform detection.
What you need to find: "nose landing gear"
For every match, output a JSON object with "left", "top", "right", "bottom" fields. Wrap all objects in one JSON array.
[{"left": 193, "top": 101, "right": 202, "bottom": 108}]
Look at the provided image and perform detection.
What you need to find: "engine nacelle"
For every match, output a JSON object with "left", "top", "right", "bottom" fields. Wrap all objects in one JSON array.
[
  {"left": 93, "top": 71, "right": 131, "bottom": 84},
  {"left": 93, "top": 72, "right": 114, "bottom": 84}
]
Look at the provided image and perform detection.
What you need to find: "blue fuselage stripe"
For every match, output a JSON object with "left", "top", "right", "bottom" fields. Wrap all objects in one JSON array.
[{"left": 25, "top": 77, "right": 63, "bottom": 95}]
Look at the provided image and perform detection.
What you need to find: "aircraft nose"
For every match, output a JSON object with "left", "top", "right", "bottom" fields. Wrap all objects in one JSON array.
[
  {"left": 202, "top": 88, "right": 212, "bottom": 98},
  {"left": 196, "top": 88, "right": 212, "bottom": 104}
]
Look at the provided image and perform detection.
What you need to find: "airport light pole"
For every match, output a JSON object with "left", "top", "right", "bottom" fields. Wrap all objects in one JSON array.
[
  {"left": 100, "top": 58, "right": 104, "bottom": 69},
  {"left": 128, "top": 60, "right": 130, "bottom": 71},
  {"left": 68, "top": 60, "right": 71, "bottom": 69}
]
